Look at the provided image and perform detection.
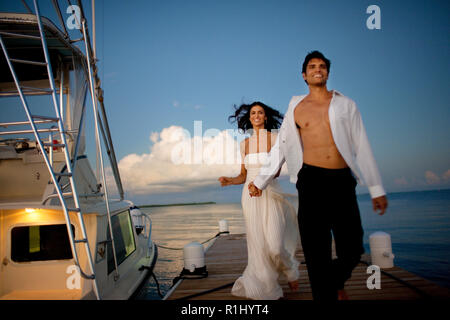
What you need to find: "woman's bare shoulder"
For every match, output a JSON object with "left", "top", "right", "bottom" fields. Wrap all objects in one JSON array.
[
  {"left": 240, "top": 138, "right": 250, "bottom": 147},
  {"left": 267, "top": 131, "right": 278, "bottom": 151},
  {"left": 240, "top": 138, "right": 250, "bottom": 155}
]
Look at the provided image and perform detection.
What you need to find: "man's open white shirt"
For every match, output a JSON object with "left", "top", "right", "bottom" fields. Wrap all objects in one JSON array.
[{"left": 253, "top": 90, "right": 386, "bottom": 199}]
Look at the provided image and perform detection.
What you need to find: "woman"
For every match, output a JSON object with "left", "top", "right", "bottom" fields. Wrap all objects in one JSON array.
[{"left": 218, "top": 101, "right": 300, "bottom": 300}]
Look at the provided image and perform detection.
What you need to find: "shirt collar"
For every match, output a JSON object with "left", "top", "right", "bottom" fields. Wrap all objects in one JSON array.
[
  {"left": 332, "top": 89, "right": 344, "bottom": 96},
  {"left": 297, "top": 89, "right": 343, "bottom": 98},
  {"left": 291, "top": 89, "right": 344, "bottom": 113}
]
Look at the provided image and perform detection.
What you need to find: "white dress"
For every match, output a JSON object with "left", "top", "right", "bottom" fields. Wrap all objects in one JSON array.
[{"left": 231, "top": 149, "right": 300, "bottom": 300}]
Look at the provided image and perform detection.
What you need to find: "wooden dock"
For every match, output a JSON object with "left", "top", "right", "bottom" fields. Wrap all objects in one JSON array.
[{"left": 165, "top": 233, "right": 450, "bottom": 300}]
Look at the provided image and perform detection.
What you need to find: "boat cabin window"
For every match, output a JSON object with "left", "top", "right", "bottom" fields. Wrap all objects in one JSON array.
[
  {"left": 11, "top": 224, "right": 75, "bottom": 262},
  {"left": 107, "top": 210, "right": 136, "bottom": 274}
]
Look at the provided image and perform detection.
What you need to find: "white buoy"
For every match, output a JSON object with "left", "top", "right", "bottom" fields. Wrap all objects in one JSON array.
[
  {"left": 369, "top": 231, "right": 395, "bottom": 269},
  {"left": 183, "top": 241, "right": 205, "bottom": 273},
  {"left": 219, "top": 219, "right": 229, "bottom": 234}
]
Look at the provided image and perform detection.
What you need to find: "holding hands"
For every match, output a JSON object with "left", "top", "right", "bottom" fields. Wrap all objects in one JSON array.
[
  {"left": 248, "top": 182, "right": 262, "bottom": 197},
  {"left": 218, "top": 177, "right": 262, "bottom": 197}
]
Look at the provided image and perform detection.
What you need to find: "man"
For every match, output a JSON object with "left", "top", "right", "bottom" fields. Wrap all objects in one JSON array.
[{"left": 248, "top": 51, "right": 388, "bottom": 301}]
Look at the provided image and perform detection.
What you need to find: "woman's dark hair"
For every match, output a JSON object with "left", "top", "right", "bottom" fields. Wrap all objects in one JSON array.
[
  {"left": 228, "top": 101, "right": 283, "bottom": 132},
  {"left": 301, "top": 50, "right": 331, "bottom": 74}
]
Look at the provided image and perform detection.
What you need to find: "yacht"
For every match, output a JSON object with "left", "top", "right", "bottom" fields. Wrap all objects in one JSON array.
[{"left": 0, "top": 0, "right": 157, "bottom": 299}]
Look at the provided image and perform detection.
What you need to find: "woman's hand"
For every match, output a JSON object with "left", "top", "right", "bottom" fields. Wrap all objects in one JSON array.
[{"left": 218, "top": 176, "right": 233, "bottom": 187}]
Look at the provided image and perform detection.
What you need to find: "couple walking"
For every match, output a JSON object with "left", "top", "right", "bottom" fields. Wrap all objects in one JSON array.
[{"left": 219, "top": 51, "right": 388, "bottom": 301}]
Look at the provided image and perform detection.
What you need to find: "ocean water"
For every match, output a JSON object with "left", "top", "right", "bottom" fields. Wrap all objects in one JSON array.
[{"left": 134, "top": 189, "right": 450, "bottom": 300}]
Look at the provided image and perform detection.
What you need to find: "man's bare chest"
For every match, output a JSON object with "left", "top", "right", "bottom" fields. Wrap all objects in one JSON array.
[{"left": 294, "top": 100, "right": 331, "bottom": 130}]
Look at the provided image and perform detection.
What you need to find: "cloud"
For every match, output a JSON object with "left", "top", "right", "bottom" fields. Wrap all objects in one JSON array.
[
  {"left": 443, "top": 169, "right": 450, "bottom": 182},
  {"left": 115, "top": 126, "right": 240, "bottom": 195},
  {"left": 172, "top": 100, "right": 202, "bottom": 110},
  {"left": 425, "top": 170, "right": 440, "bottom": 185},
  {"left": 149, "top": 132, "right": 159, "bottom": 143},
  {"left": 113, "top": 125, "right": 287, "bottom": 195},
  {"left": 394, "top": 177, "right": 408, "bottom": 186}
]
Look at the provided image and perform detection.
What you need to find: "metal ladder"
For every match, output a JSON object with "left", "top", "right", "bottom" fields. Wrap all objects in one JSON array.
[{"left": 0, "top": 0, "right": 100, "bottom": 299}]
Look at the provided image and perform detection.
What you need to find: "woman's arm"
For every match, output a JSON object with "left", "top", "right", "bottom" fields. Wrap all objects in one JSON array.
[
  {"left": 218, "top": 164, "right": 247, "bottom": 186},
  {"left": 274, "top": 167, "right": 282, "bottom": 179}
]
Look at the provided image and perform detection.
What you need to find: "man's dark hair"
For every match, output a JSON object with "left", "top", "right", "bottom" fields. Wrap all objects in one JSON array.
[{"left": 301, "top": 50, "right": 331, "bottom": 74}]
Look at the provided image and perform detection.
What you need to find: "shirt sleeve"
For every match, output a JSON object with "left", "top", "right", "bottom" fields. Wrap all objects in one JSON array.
[
  {"left": 253, "top": 128, "right": 286, "bottom": 190},
  {"left": 350, "top": 101, "right": 386, "bottom": 198}
]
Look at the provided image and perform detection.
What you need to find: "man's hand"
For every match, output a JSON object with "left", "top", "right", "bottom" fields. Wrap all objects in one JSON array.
[
  {"left": 372, "top": 195, "right": 388, "bottom": 215},
  {"left": 248, "top": 182, "right": 262, "bottom": 197}
]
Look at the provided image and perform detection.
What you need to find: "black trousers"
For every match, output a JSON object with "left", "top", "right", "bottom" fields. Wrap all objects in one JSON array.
[{"left": 296, "top": 163, "right": 365, "bottom": 301}]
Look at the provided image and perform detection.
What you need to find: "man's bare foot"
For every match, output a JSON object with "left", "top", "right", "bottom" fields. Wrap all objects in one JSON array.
[
  {"left": 337, "top": 289, "right": 349, "bottom": 300},
  {"left": 288, "top": 280, "right": 299, "bottom": 292}
]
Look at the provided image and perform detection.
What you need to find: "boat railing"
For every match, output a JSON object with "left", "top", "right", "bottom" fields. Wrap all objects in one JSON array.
[{"left": 141, "top": 212, "right": 154, "bottom": 257}]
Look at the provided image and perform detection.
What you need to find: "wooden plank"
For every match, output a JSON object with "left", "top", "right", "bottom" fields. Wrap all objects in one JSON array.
[{"left": 166, "top": 233, "right": 450, "bottom": 300}]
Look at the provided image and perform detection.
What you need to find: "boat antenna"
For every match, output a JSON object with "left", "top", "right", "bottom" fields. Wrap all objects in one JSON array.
[
  {"left": 91, "top": 0, "right": 96, "bottom": 60},
  {"left": 21, "top": 0, "right": 33, "bottom": 13},
  {"left": 76, "top": 0, "right": 125, "bottom": 200}
]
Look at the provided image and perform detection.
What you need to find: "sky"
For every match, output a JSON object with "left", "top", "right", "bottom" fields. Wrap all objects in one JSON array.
[{"left": 0, "top": 0, "right": 449, "bottom": 205}]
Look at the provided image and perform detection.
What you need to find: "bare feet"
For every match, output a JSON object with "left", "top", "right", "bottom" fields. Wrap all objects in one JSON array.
[
  {"left": 288, "top": 280, "right": 299, "bottom": 292},
  {"left": 337, "top": 289, "right": 349, "bottom": 300}
]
